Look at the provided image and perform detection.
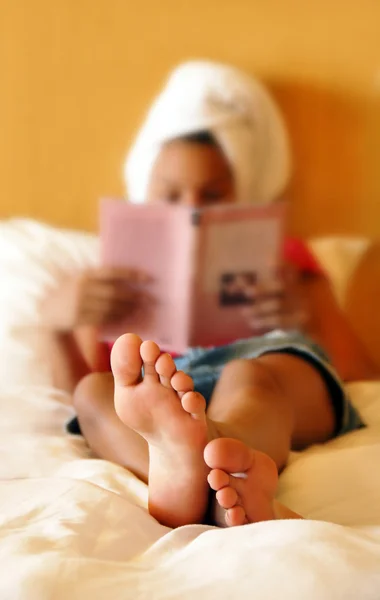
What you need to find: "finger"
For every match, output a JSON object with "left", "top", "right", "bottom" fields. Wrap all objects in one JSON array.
[
  {"left": 242, "top": 297, "right": 283, "bottom": 323},
  {"left": 77, "top": 283, "right": 155, "bottom": 326},
  {"left": 91, "top": 267, "right": 152, "bottom": 283},
  {"left": 82, "top": 280, "right": 152, "bottom": 308},
  {"left": 280, "top": 309, "right": 308, "bottom": 329},
  {"left": 78, "top": 295, "right": 137, "bottom": 322},
  {"left": 80, "top": 283, "right": 155, "bottom": 315},
  {"left": 86, "top": 278, "right": 157, "bottom": 304},
  {"left": 254, "top": 297, "right": 282, "bottom": 317},
  {"left": 249, "top": 305, "right": 307, "bottom": 332},
  {"left": 85, "top": 281, "right": 141, "bottom": 303},
  {"left": 81, "top": 296, "right": 139, "bottom": 317},
  {"left": 78, "top": 306, "right": 135, "bottom": 326}
]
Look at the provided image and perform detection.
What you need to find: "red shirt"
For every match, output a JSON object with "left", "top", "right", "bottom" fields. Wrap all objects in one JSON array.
[{"left": 283, "top": 238, "right": 323, "bottom": 275}]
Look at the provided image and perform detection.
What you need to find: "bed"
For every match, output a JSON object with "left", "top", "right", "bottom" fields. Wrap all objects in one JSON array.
[{"left": 1, "top": 219, "right": 380, "bottom": 599}]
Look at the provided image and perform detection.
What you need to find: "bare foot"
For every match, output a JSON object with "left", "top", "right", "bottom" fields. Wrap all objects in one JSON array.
[
  {"left": 204, "top": 438, "right": 280, "bottom": 526},
  {"left": 111, "top": 333, "right": 210, "bottom": 528}
]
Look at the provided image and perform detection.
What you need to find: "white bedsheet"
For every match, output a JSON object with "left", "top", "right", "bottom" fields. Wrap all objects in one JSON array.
[{"left": 1, "top": 220, "right": 380, "bottom": 599}]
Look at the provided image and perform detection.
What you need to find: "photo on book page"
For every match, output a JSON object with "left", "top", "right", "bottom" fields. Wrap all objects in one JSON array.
[
  {"left": 189, "top": 203, "right": 286, "bottom": 348},
  {"left": 100, "top": 199, "right": 286, "bottom": 354},
  {"left": 219, "top": 271, "right": 258, "bottom": 306}
]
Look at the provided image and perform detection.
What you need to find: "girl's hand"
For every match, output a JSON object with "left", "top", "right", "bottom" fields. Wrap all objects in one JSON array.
[
  {"left": 41, "top": 267, "right": 151, "bottom": 331},
  {"left": 242, "top": 264, "right": 307, "bottom": 334}
]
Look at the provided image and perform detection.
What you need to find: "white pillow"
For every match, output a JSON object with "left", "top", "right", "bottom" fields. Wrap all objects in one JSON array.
[
  {"left": 309, "top": 236, "right": 370, "bottom": 307},
  {"left": 0, "top": 219, "right": 99, "bottom": 327},
  {"left": 0, "top": 219, "right": 98, "bottom": 387}
]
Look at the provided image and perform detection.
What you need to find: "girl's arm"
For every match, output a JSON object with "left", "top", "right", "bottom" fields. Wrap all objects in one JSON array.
[{"left": 301, "top": 272, "right": 378, "bottom": 382}]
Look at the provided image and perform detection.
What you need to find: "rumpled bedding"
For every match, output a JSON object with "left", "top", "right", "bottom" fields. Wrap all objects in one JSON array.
[{"left": 1, "top": 220, "right": 380, "bottom": 600}]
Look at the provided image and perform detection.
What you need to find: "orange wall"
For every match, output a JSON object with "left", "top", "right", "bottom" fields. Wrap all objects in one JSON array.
[{"left": 1, "top": 0, "right": 380, "bottom": 236}]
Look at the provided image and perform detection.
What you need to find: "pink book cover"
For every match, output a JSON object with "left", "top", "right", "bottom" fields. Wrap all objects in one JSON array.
[
  {"left": 100, "top": 199, "right": 285, "bottom": 354},
  {"left": 189, "top": 203, "right": 285, "bottom": 348},
  {"left": 100, "top": 199, "right": 196, "bottom": 353}
]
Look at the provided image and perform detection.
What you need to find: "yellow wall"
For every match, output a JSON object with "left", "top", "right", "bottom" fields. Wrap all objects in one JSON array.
[{"left": 1, "top": 0, "right": 380, "bottom": 236}]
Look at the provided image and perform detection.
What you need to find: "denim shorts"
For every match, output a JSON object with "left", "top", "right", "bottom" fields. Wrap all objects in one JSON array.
[
  {"left": 174, "top": 330, "right": 364, "bottom": 437},
  {"left": 67, "top": 330, "right": 363, "bottom": 438}
]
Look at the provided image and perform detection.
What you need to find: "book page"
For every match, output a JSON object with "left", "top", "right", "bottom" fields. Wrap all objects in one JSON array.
[
  {"left": 190, "top": 204, "right": 285, "bottom": 347},
  {"left": 100, "top": 200, "right": 195, "bottom": 353}
]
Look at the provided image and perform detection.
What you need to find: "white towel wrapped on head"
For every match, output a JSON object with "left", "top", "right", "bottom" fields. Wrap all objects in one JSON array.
[{"left": 125, "top": 61, "right": 291, "bottom": 204}]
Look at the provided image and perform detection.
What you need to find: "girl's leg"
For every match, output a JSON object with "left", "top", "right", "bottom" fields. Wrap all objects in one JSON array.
[
  {"left": 206, "top": 352, "right": 335, "bottom": 469},
  {"left": 73, "top": 372, "right": 149, "bottom": 482},
  {"left": 74, "top": 336, "right": 337, "bottom": 527}
]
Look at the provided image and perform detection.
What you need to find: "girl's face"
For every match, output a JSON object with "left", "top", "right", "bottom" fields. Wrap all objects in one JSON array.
[{"left": 147, "top": 140, "right": 235, "bottom": 208}]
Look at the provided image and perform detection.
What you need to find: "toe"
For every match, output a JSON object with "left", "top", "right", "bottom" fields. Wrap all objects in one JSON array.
[
  {"left": 204, "top": 438, "right": 254, "bottom": 473},
  {"left": 171, "top": 371, "right": 194, "bottom": 396},
  {"left": 111, "top": 333, "right": 143, "bottom": 386},
  {"left": 216, "top": 486, "right": 238, "bottom": 509},
  {"left": 181, "top": 391, "right": 206, "bottom": 419},
  {"left": 140, "top": 340, "right": 161, "bottom": 382},
  {"left": 155, "top": 353, "right": 177, "bottom": 388},
  {"left": 226, "top": 505, "right": 247, "bottom": 527},
  {"left": 207, "top": 468, "right": 230, "bottom": 491}
]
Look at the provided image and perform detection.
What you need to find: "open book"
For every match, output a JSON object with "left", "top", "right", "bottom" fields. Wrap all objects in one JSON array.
[{"left": 100, "top": 199, "right": 285, "bottom": 354}]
